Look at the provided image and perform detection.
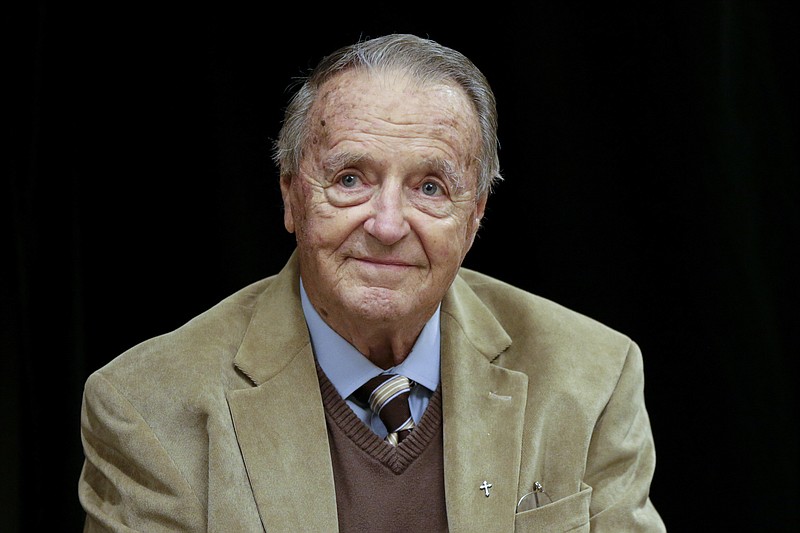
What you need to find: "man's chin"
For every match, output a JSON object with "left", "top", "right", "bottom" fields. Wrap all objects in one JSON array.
[{"left": 341, "top": 286, "right": 416, "bottom": 321}]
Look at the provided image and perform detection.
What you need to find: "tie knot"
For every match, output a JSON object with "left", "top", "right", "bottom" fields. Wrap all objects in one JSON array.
[
  {"left": 355, "top": 374, "right": 415, "bottom": 445},
  {"left": 359, "top": 374, "right": 411, "bottom": 413}
]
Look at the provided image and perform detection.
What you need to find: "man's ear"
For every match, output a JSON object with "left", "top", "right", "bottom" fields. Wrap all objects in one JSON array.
[
  {"left": 467, "top": 193, "right": 489, "bottom": 250},
  {"left": 475, "top": 193, "right": 487, "bottom": 222},
  {"left": 280, "top": 174, "right": 295, "bottom": 234}
]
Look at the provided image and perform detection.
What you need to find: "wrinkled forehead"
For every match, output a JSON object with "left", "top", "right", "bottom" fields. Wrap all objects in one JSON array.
[{"left": 308, "top": 68, "right": 482, "bottom": 159}]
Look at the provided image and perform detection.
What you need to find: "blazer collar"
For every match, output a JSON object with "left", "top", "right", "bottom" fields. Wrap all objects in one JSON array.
[{"left": 232, "top": 252, "right": 309, "bottom": 386}]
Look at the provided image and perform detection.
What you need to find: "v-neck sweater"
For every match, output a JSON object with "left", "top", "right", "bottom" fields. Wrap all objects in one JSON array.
[{"left": 316, "top": 363, "right": 449, "bottom": 532}]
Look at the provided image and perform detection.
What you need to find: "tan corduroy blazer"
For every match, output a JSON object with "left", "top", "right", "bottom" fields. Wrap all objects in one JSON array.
[{"left": 79, "top": 251, "right": 666, "bottom": 532}]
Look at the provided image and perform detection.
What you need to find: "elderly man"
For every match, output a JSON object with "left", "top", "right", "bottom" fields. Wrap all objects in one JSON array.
[{"left": 79, "top": 34, "right": 666, "bottom": 532}]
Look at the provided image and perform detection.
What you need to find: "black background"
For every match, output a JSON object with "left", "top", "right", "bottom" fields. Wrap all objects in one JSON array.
[{"left": 6, "top": 2, "right": 798, "bottom": 531}]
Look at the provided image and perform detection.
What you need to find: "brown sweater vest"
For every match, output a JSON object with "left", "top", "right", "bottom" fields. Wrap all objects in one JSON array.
[{"left": 316, "top": 364, "right": 449, "bottom": 532}]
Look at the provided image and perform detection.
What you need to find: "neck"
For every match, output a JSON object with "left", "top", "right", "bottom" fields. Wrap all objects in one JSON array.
[
  {"left": 342, "top": 318, "right": 428, "bottom": 369},
  {"left": 310, "top": 306, "right": 432, "bottom": 369}
]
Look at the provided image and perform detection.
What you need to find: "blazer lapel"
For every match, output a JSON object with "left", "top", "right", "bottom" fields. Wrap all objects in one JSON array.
[
  {"left": 440, "top": 275, "right": 529, "bottom": 533},
  {"left": 226, "top": 255, "right": 339, "bottom": 532},
  {"left": 227, "top": 348, "right": 338, "bottom": 532}
]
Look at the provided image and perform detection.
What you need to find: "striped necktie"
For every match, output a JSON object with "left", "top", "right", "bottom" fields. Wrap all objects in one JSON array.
[{"left": 355, "top": 374, "right": 415, "bottom": 446}]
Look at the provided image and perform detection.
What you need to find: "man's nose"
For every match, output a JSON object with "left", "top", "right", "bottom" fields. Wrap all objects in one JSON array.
[{"left": 363, "top": 185, "right": 411, "bottom": 245}]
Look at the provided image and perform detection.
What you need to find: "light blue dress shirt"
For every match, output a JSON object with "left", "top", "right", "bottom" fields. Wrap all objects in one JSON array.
[{"left": 300, "top": 279, "right": 440, "bottom": 439}]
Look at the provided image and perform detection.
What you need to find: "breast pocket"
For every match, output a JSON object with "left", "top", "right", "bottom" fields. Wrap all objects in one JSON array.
[{"left": 513, "top": 482, "right": 592, "bottom": 533}]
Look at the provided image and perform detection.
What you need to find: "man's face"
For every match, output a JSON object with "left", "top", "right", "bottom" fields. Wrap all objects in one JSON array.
[{"left": 281, "top": 69, "right": 486, "bottom": 327}]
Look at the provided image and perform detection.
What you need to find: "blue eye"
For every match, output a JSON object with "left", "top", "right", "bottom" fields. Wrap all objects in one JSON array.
[
  {"left": 421, "top": 181, "right": 440, "bottom": 196},
  {"left": 340, "top": 174, "right": 359, "bottom": 188}
]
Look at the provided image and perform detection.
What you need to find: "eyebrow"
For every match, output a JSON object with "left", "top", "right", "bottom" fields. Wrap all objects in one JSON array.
[
  {"left": 321, "top": 152, "right": 369, "bottom": 174},
  {"left": 433, "top": 158, "right": 465, "bottom": 192}
]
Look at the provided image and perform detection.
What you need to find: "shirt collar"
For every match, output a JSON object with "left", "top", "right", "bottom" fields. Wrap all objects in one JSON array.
[{"left": 300, "top": 278, "right": 441, "bottom": 400}]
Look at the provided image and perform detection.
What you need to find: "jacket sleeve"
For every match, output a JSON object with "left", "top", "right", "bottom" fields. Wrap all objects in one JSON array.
[
  {"left": 585, "top": 341, "right": 666, "bottom": 532},
  {"left": 78, "top": 371, "right": 206, "bottom": 532}
]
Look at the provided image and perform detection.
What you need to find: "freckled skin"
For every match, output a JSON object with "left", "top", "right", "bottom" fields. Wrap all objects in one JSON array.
[{"left": 281, "top": 69, "right": 487, "bottom": 368}]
